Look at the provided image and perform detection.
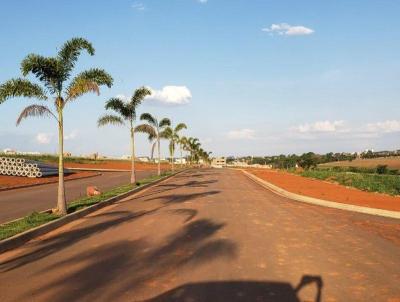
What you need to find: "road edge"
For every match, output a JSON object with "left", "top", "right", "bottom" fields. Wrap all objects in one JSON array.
[
  {"left": 241, "top": 169, "right": 400, "bottom": 220},
  {"left": 0, "top": 170, "right": 187, "bottom": 253}
]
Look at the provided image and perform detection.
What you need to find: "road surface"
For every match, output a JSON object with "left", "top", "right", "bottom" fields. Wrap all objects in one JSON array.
[
  {"left": 0, "top": 168, "right": 399, "bottom": 301},
  {"left": 0, "top": 170, "right": 157, "bottom": 223}
]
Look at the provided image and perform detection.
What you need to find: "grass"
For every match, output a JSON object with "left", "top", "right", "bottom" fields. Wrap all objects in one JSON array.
[
  {"left": 0, "top": 171, "right": 173, "bottom": 241},
  {"left": 300, "top": 169, "right": 400, "bottom": 196}
]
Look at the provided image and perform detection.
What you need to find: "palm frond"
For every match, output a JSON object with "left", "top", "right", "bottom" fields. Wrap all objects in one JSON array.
[
  {"left": 97, "top": 114, "right": 125, "bottom": 127},
  {"left": 65, "top": 77, "right": 99, "bottom": 102},
  {"left": 75, "top": 68, "right": 113, "bottom": 88},
  {"left": 105, "top": 98, "right": 131, "bottom": 118},
  {"left": 160, "top": 127, "right": 173, "bottom": 139},
  {"left": 21, "top": 54, "right": 62, "bottom": 93},
  {"left": 58, "top": 38, "right": 95, "bottom": 75},
  {"left": 0, "top": 78, "right": 47, "bottom": 104},
  {"left": 159, "top": 118, "right": 171, "bottom": 128},
  {"left": 175, "top": 123, "right": 187, "bottom": 133},
  {"left": 16, "top": 104, "right": 56, "bottom": 125},
  {"left": 135, "top": 124, "right": 157, "bottom": 141},
  {"left": 130, "top": 86, "right": 151, "bottom": 107},
  {"left": 140, "top": 113, "right": 157, "bottom": 126}
]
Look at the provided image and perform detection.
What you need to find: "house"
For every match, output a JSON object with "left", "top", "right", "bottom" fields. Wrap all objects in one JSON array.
[{"left": 211, "top": 157, "right": 226, "bottom": 168}]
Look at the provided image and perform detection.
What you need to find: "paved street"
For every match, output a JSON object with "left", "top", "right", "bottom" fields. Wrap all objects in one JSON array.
[
  {"left": 0, "top": 168, "right": 399, "bottom": 301},
  {"left": 0, "top": 170, "right": 156, "bottom": 223}
]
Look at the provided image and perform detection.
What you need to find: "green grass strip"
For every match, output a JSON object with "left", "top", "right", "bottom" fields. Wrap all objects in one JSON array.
[{"left": 0, "top": 171, "right": 173, "bottom": 241}]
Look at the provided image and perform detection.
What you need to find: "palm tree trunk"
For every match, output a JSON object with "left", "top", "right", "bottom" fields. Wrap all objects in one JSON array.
[
  {"left": 180, "top": 146, "right": 183, "bottom": 168},
  {"left": 157, "top": 137, "right": 161, "bottom": 176},
  {"left": 57, "top": 109, "right": 67, "bottom": 215},
  {"left": 171, "top": 147, "right": 174, "bottom": 172},
  {"left": 130, "top": 128, "right": 136, "bottom": 184}
]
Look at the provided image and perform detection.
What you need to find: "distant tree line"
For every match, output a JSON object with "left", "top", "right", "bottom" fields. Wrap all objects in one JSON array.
[{"left": 227, "top": 149, "right": 400, "bottom": 170}]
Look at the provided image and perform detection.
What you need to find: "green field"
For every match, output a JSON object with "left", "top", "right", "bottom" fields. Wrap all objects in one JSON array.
[{"left": 300, "top": 169, "right": 400, "bottom": 196}]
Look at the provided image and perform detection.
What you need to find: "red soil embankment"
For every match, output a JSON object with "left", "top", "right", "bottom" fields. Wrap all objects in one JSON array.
[
  {"left": 0, "top": 171, "right": 98, "bottom": 190},
  {"left": 246, "top": 168, "right": 400, "bottom": 212},
  {"left": 65, "top": 161, "right": 170, "bottom": 171}
]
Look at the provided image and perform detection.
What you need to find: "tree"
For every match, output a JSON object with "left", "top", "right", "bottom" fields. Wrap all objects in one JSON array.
[
  {"left": 161, "top": 122, "right": 187, "bottom": 171},
  {"left": 178, "top": 136, "right": 189, "bottom": 167},
  {"left": 0, "top": 38, "right": 113, "bottom": 215},
  {"left": 135, "top": 113, "right": 171, "bottom": 176},
  {"left": 98, "top": 87, "right": 151, "bottom": 184}
]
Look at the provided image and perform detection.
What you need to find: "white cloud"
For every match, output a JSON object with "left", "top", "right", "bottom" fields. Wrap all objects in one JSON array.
[
  {"left": 146, "top": 86, "right": 192, "bottom": 106},
  {"left": 36, "top": 133, "right": 52, "bottom": 144},
  {"left": 131, "top": 2, "right": 145, "bottom": 11},
  {"left": 198, "top": 0, "right": 208, "bottom": 3},
  {"left": 65, "top": 130, "right": 78, "bottom": 141},
  {"left": 365, "top": 120, "right": 400, "bottom": 133},
  {"left": 227, "top": 129, "right": 256, "bottom": 140},
  {"left": 262, "top": 23, "right": 314, "bottom": 36},
  {"left": 292, "top": 120, "right": 345, "bottom": 133}
]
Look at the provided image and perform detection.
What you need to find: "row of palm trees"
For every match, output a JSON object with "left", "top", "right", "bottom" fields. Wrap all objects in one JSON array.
[{"left": 0, "top": 37, "right": 211, "bottom": 215}]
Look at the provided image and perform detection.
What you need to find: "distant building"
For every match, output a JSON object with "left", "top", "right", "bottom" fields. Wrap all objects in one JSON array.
[
  {"left": 138, "top": 156, "right": 150, "bottom": 162},
  {"left": 175, "top": 158, "right": 187, "bottom": 164},
  {"left": 211, "top": 157, "right": 226, "bottom": 168},
  {"left": 3, "top": 148, "right": 16, "bottom": 155}
]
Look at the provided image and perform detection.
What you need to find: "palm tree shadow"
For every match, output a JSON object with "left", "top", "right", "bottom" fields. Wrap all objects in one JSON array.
[
  {"left": 143, "top": 190, "right": 220, "bottom": 204},
  {"left": 143, "top": 276, "right": 323, "bottom": 302},
  {"left": 0, "top": 210, "right": 154, "bottom": 272},
  {"left": 20, "top": 218, "right": 238, "bottom": 302}
]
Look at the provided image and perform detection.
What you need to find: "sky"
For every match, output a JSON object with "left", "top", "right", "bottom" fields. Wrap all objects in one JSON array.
[{"left": 0, "top": 0, "right": 399, "bottom": 157}]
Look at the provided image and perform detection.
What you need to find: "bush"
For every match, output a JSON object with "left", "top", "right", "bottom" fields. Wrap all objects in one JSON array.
[{"left": 376, "top": 165, "right": 388, "bottom": 174}]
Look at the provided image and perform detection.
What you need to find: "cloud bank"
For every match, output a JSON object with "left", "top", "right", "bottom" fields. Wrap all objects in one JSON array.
[
  {"left": 146, "top": 86, "right": 192, "bottom": 106},
  {"left": 227, "top": 129, "right": 256, "bottom": 140},
  {"left": 262, "top": 23, "right": 314, "bottom": 36}
]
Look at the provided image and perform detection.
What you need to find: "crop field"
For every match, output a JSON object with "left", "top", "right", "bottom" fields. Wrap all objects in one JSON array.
[
  {"left": 319, "top": 156, "right": 400, "bottom": 170},
  {"left": 300, "top": 169, "right": 400, "bottom": 196}
]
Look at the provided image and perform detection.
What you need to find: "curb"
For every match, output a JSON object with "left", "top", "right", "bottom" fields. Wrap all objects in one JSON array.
[
  {"left": 0, "top": 170, "right": 185, "bottom": 254},
  {"left": 241, "top": 169, "right": 400, "bottom": 220},
  {"left": 66, "top": 167, "right": 131, "bottom": 172},
  {"left": 0, "top": 172, "right": 102, "bottom": 192}
]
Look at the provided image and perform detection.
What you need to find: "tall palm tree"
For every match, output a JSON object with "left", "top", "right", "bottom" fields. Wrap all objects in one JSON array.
[
  {"left": 162, "top": 123, "right": 187, "bottom": 171},
  {"left": 135, "top": 113, "right": 171, "bottom": 176},
  {"left": 186, "top": 137, "right": 201, "bottom": 165},
  {"left": 178, "top": 136, "right": 188, "bottom": 167},
  {"left": 98, "top": 87, "right": 151, "bottom": 184},
  {"left": 0, "top": 38, "right": 113, "bottom": 215}
]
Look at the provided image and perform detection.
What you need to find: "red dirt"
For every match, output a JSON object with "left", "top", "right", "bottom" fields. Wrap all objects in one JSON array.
[
  {"left": 0, "top": 171, "right": 98, "bottom": 190},
  {"left": 246, "top": 168, "right": 400, "bottom": 212},
  {"left": 65, "top": 161, "right": 171, "bottom": 171}
]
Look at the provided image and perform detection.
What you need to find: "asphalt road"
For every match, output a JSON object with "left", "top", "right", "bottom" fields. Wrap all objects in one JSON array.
[
  {"left": 0, "top": 169, "right": 399, "bottom": 301},
  {"left": 0, "top": 170, "right": 157, "bottom": 224}
]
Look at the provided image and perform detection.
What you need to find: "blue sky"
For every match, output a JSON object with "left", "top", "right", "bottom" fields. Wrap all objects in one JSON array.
[{"left": 1, "top": 0, "right": 399, "bottom": 157}]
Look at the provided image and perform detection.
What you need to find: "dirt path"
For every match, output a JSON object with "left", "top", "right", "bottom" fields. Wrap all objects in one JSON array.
[
  {"left": 246, "top": 168, "right": 400, "bottom": 212},
  {"left": 0, "top": 169, "right": 399, "bottom": 301}
]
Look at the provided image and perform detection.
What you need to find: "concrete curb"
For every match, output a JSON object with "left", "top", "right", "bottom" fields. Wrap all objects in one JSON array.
[
  {"left": 0, "top": 170, "right": 186, "bottom": 254},
  {"left": 67, "top": 167, "right": 131, "bottom": 172},
  {"left": 241, "top": 169, "right": 400, "bottom": 220}
]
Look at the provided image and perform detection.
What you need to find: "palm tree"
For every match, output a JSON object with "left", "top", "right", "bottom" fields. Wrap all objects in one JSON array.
[
  {"left": 135, "top": 113, "right": 171, "bottom": 176},
  {"left": 98, "top": 87, "right": 151, "bottom": 184},
  {"left": 0, "top": 38, "right": 113, "bottom": 215},
  {"left": 178, "top": 136, "right": 188, "bottom": 167},
  {"left": 186, "top": 137, "right": 201, "bottom": 165},
  {"left": 162, "top": 123, "right": 187, "bottom": 171}
]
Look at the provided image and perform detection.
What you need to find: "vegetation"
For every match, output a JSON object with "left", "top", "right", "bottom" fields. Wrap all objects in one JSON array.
[
  {"left": 0, "top": 171, "right": 172, "bottom": 240},
  {"left": 0, "top": 38, "right": 113, "bottom": 215},
  {"left": 162, "top": 122, "right": 187, "bottom": 171},
  {"left": 135, "top": 113, "right": 171, "bottom": 175},
  {"left": 299, "top": 169, "right": 400, "bottom": 196},
  {"left": 98, "top": 87, "right": 151, "bottom": 183}
]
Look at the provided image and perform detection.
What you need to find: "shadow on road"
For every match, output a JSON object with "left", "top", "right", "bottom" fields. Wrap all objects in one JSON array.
[
  {"left": 19, "top": 218, "right": 238, "bottom": 302},
  {"left": 142, "top": 276, "right": 323, "bottom": 302},
  {"left": 0, "top": 210, "right": 153, "bottom": 272},
  {"left": 143, "top": 190, "right": 220, "bottom": 204}
]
